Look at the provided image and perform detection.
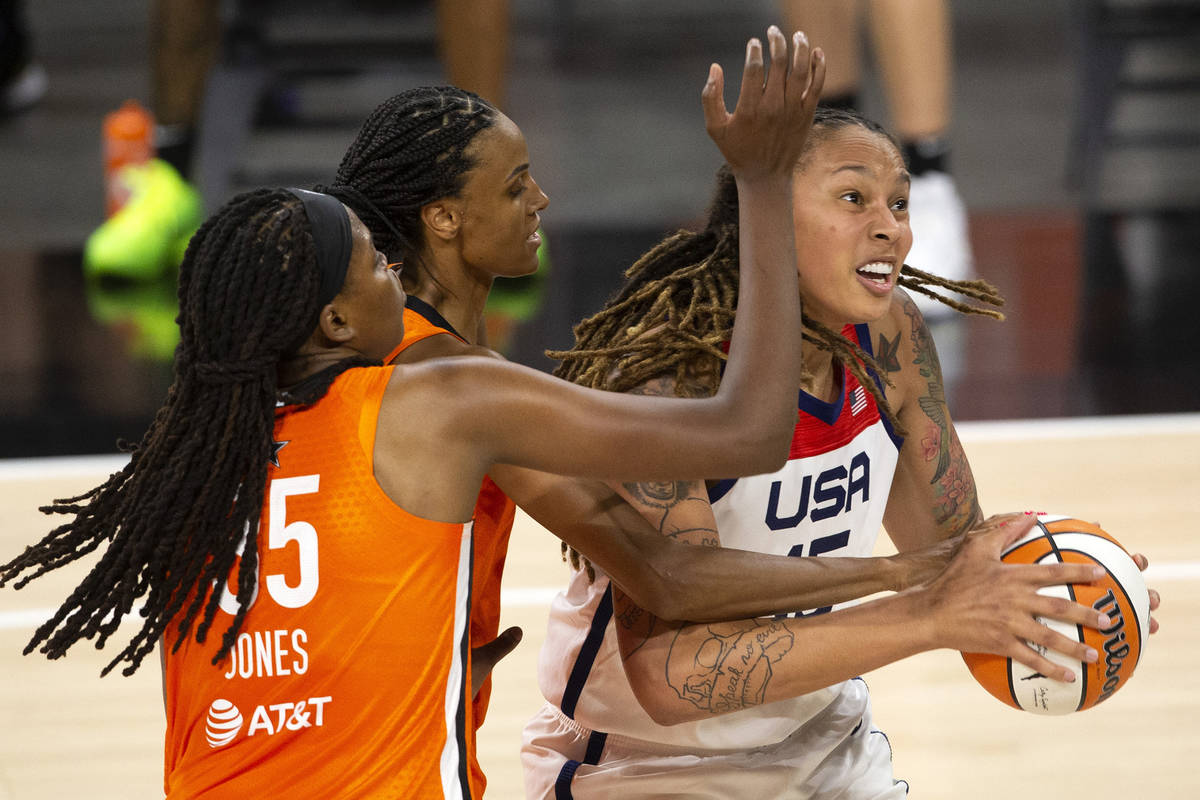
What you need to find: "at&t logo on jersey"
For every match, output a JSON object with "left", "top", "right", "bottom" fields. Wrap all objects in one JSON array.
[
  {"left": 203, "top": 695, "right": 333, "bottom": 748},
  {"left": 205, "top": 699, "right": 243, "bottom": 748}
]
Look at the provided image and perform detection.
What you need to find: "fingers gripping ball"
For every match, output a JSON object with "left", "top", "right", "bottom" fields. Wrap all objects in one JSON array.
[{"left": 963, "top": 515, "right": 1150, "bottom": 714}]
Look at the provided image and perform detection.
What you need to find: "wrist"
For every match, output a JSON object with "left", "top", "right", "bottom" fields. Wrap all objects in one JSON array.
[
  {"left": 882, "top": 553, "right": 914, "bottom": 592},
  {"left": 893, "top": 585, "right": 942, "bottom": 651},
  {"left": 731, "top": 172, "right": 794, "bottom": 195}
]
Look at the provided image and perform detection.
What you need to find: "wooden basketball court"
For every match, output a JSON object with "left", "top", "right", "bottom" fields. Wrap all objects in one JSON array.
[{"left": 1, "top": 414, "right": 1197, "bottom": 798}]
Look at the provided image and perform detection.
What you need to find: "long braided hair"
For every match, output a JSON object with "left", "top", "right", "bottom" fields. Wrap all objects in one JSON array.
[
  {"left": 0, "top": 189, "right": 361, "bottom": 676},
  {"left": 552, "top": 107, "right": 1006, "bottom": 575},
  {"left": 320, "top": 86, "right": 498, "bottom": 283}
]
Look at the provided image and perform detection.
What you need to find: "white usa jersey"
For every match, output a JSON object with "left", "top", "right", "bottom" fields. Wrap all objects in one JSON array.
[{"left": 533, "top": 324, "right": 903, "bottom": 752}]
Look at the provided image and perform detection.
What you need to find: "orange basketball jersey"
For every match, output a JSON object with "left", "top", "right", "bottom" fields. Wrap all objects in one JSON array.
[
  {"left": 387, "top": 297, "right": 517, "bottom": 795},
  {"left": 163, "top": 366, "right": 478, "bottom": 799}
]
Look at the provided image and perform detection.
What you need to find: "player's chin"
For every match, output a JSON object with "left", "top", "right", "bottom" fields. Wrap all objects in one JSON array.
[
  {"left": 512, "top": 252, "right": 541, "bottom": 277},
  {"left": 844, "top": 296, "right": 892, "bottom": 327}
]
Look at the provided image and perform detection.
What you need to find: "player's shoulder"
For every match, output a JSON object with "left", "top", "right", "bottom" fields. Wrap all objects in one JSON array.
[
  {"left": 861, "top": 289, "right": 932, "bottom": 355},
  {"left": 879, "top": 288, "right": 921, "bottom": 337},
  {"left": 854, "top": 289, "right": 934, "bottom": 410}
]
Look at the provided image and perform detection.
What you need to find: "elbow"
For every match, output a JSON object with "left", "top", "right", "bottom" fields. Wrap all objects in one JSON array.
[
  {"left": 627, "top": 670, "right": 691, "bottom": 727},
  {"left": 642, "top": 700, "right": 690, "bottom": 727},
  {"left": 635, "top": 552, "right": 699, "bottom": 622},
  {"left": 618, "top": 571, "right": 686, "bottom": 623},
  {"left": 637, "top": 584, "right": 687, "bottom": 623}
]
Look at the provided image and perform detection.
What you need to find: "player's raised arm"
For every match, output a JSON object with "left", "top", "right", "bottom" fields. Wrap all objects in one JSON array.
[{"left": 393, "top": 29, "right": 826, "bottom": 495}]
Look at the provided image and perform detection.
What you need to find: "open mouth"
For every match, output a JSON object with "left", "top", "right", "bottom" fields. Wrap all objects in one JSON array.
[{"left": 856, "top": 262, "right": 893, "bottom": 283}]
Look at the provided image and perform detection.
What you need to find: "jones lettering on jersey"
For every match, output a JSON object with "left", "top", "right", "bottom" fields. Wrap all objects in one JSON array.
[
  {"left": 1092, "top": 589, "right": 1130, "bottom": 703},
  {"left": 765, "top": 452, "right": 871, "bottom": 530},
  {"left": 223, "top": 628, "right": 310, "bottom": 680}
]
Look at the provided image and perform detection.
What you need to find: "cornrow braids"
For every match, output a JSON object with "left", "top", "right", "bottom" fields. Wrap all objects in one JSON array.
[
  {"left": 321, "top": 85, "right": 498, "bottom": 272},
  {"left": 551, "top": 107, "right": 1005, "bottom": 577},
  {"left": 0, "top": 189, "right": 355, "bottom": 676}
]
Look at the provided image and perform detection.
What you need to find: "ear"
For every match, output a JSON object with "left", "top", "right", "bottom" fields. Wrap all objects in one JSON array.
[
  {"left": 420, "top": 199, "right": 462, "bottom": 242},
  {"left": 315, "top": 301, "right": 356, "bottom": 345}
]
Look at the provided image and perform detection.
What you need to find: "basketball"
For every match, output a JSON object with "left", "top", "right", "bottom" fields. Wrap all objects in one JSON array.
[{"left": 962, "top": 514, "right": 1150, "bottom": 714}]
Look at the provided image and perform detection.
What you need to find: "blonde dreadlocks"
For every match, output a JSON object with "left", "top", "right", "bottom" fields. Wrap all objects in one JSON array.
[{"left": 550, "top": 107, "right": 1005, "bottom": 576}]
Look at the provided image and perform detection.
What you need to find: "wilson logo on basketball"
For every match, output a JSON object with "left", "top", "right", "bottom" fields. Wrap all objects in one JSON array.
[
  {"left": 1093, "top": 589, "right": 1131, "bottom": 704},
  {"left": 205, "top": 699, "right": 243, "bottom": 748}
]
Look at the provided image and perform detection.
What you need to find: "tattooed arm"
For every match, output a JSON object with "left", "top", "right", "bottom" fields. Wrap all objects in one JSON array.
[
  {"left": 592, "top": 373, "right": 924, "bottom": 630},
  {"left": 485, "top": 462, "right": 925, "bottom": 623},
  {"left": 879, "top": 290, "right": 984, "bottom": 552},
  {"left": 619, "top": 515, "right": 1108, "bottom": 726}
]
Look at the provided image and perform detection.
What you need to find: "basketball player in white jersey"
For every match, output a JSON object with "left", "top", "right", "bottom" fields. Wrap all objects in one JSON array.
[{"left": 523, "top": 106, "right": 1159, "bottom": 798}]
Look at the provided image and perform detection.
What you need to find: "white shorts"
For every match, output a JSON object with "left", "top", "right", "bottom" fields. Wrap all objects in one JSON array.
[{"left": 520, "top": 679, "right": 907, "bottom": 799}]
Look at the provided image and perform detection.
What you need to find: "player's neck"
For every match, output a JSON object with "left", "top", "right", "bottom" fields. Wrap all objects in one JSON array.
[
  {"left": 800, "top": 341, "right": 840, "bottom": 403},
  {"left": 404, "top": 261, "right": 489, "bottom": 346}
]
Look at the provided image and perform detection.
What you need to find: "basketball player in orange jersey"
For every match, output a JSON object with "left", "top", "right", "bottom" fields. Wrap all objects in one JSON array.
[
  {"left": 0, "top": 29, "right": 880, "bottom": 798},
  {"left": 522, "top": 107, "right": 1162, "bottom": 797}
]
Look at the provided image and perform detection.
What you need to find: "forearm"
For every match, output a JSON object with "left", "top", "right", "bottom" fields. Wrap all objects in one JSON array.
[
  {"left": 654, "top": 545, "right": 910, "bottom": 621},
  {"left": 491, "top": 464, "right": 914, "bottom": 621},
  {"left": 624, "top": 589, "right": 935, "bottom": 725},
  {"left": 718, "top": 175, "right": 804, "bottom": 450}
]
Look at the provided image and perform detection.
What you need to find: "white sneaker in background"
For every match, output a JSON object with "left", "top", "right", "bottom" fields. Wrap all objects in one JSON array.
[
  {"left": 905, "top": 170, "right": 974, "bottom": 321},
  {"left": 1, "top": 61, "right": 47, "bottom": 114}
]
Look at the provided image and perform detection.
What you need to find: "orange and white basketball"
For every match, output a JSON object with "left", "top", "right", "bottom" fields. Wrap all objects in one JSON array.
[{"left": 962, "top": 514, "right": 1150, "bottom": 714}]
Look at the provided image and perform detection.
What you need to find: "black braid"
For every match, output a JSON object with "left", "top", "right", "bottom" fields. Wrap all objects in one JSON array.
[
  {"left": 320, "top": 86, "right": 498, "bottom": 283},
  {"left": 551, "top": 107, "right": 1006, "bottom": 576},
  {"left": 0, "top": 188, "right": 360, "bottom": 676}
]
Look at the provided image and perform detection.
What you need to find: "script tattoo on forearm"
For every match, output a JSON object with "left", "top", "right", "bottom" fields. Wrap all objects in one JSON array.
[{"left": 664, "top": 619, "right": 795, "bottom": 714}]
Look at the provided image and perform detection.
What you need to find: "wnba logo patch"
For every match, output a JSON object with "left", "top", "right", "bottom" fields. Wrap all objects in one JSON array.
[{"left": 205, "top": 698, "right": 244, "bottom": 748}]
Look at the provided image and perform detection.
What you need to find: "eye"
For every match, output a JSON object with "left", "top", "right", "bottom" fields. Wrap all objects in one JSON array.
[
  {"left": 509, "top": 177, "right": 527, "bottom": 198},
  {"left": 891, "top": 196, "right": 908, "bottom": 213},
  {"left": 839, "top": 191, "right": 862, "bottom": 205},
  {"left": 387, "top": 261, "right": 403, "bottom": 274}
]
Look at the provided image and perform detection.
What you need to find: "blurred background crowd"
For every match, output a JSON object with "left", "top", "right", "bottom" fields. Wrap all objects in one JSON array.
[{"left": 1, "top": 0, "right": 1197, "bottom": 458}]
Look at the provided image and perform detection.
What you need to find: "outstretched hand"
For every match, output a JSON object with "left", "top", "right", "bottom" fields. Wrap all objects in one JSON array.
[
  {"left": 701, "top": 26, "right": 826, "bottom": 181},
  {"left": 923, "top": 513, "right": 1111, "bottom": 683}
]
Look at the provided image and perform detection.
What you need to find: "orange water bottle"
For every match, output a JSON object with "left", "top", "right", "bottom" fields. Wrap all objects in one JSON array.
[{"left": 102, "top": 99, "right": 156, "bottom": 217}]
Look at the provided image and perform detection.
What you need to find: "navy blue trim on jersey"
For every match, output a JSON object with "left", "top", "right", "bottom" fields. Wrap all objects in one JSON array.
[
  {"left": 560, "top": 585, "right": 614, "bottom": 719},
  {"left": 796, "top": 379, "right": 847, "bottom": 425},
  {"left": 583, "top": 730, "right": 608, "bottom": 764},
  {"left": 707, "top": 478, "right": 737, "bottom": 504},
  {"left": 709, "top": 324, "right": 903, "bottom": 503},
  {"left": 854, "top": 323, "right": 904, "bottom": 450},
  {"left": 554, "top": 761, "right": 581, "bottom": 800},
  {"left": 553, "top": 731, "right": 608, "bottom": 799},
  {"left": 853, "top": 323, "right": 873, "bottom": 357},
  {"left": 407, "top": 294, "right": 465, "bottom": 341}
]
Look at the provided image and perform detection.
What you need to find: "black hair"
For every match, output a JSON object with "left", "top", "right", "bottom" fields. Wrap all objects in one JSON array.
[
  {"left": 0, "top": 188, "right": 370, "bottom": 675},
  {"left": 321, "top": 86, "right": 499, "bottom": 286}
]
